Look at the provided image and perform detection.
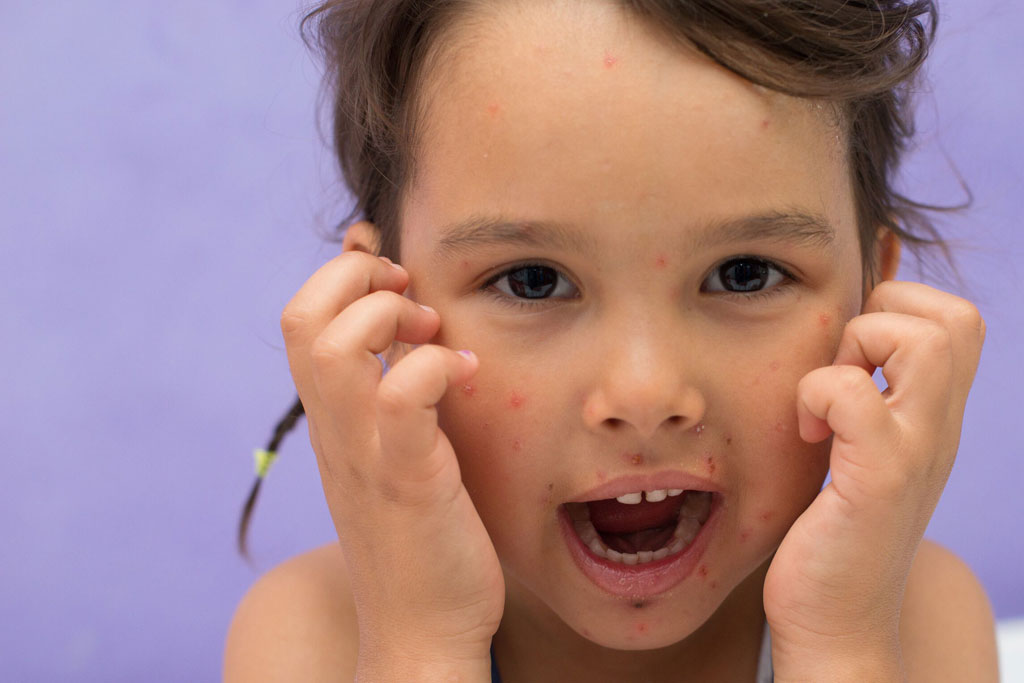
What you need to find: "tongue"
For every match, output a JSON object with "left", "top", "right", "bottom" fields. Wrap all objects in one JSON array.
[{"left": 586, "top": 495, "right": 685, "bottom": 534}]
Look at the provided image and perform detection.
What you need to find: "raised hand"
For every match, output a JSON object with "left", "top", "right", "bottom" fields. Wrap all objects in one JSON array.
[
  {"left": 763, "top": 280, "right": 985, "bottom": 679},
  {"left": 280, "top": 231, "right": 504, "bottom": 679}
]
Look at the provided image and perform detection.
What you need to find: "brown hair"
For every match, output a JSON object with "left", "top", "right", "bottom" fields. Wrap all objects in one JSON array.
[{"left": 238, "top": 0, "right": 958, "bottom": 556}]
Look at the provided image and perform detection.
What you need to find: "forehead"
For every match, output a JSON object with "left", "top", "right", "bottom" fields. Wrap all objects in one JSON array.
[{"left": 402, "top": 0, "right": 852, "bottom": 252}]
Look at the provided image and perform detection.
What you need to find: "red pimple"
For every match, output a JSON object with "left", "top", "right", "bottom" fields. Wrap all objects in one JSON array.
[
  {"left": 486, "top": 102, "right": 501, "bottom": 117},
  {"left": 761, "top": 118, "right": 771, "bottom": 129},
  {"left": 636, "top": 622, "right": 648, "bottom": 633},
  {"left": 769, "top": 360, "right": 780, "bottom": 372},
  {"left": 654, "top": 254, "right": 668, "bottom": 269},
  {"left": 462, "top": 383, "right": 476, "bottom": 397},
  {"left": 699, "top": 564, "right": 709, "bottom": 579},
  {"left": 512, "top": 438, "right": 522, "bottom": 453},
  {"left": 739, "top": 529, "right": 751, "bottom": 542},
  {"left": 774, "top": 420, "right": 786, "bottom": 433},
  {"left": 725, "top": 436, "right": 732, "bottom": 446},
  {"left": 760, "top": 510, "right": 774, "bottom": 522},
  {"left": 508, "top": 391, "right": 525, "bottom": 409},
  {"left": 603, "top": 51, "right": 619, "bottom": 69},
  {"left": 819, "top": 312, "right": 832, "bottom": 327},
  {"left": 710, "top": 580, "right": 718, "bottom": 589},
  {"left": 627, "top": 452, "right": 644, "bottom": 466},
  {"left": 705, "top": 454, "right": 716, "bottom": 474}
]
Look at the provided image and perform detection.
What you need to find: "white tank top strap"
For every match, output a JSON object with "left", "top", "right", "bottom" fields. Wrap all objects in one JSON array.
[{"left": 754, "top": 622, "right": 774, "bottom": 682}]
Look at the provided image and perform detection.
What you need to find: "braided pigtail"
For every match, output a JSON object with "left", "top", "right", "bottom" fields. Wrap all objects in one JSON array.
[{"left": 237, "top": 396, "right": 306, "bottom": 559}]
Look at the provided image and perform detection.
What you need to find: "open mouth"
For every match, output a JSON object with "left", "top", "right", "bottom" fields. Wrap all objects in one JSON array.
[{"left": 563, "top": 490, "right": 713, "bottom": 566}]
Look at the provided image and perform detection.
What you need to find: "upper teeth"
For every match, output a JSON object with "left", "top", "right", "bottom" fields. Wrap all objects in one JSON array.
[{"left": 616, "top": 489, "right": 684, "bottom": 504}]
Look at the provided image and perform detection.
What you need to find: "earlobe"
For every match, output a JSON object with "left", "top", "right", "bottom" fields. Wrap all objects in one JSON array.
[
  {"left": 341, "top": 220, "right": 382, "bottom": 255},
  {"left": 875, "top": 227, "right": 901, "bottom": 282}
]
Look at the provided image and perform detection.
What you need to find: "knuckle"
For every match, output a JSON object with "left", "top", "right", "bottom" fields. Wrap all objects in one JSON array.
[
  {"left": 917, "top": 322, "right": 953, "bottom": 355},
  {"left": 310, "top": 334, "right": 349, "bottom": 366},
  {"left": 376, "top": 381, "right": 410, "bottom": 416},
  {"left": 834, "top": 365, "right": 872, "bottom": 394},
  {"left": 280, "top": 306, "right": 312, "bottom": 340}
]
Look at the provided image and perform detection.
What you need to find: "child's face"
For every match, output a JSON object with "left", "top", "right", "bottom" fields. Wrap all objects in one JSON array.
[{"left": 395, "top": 1, "right": 869, "bottom": 649}]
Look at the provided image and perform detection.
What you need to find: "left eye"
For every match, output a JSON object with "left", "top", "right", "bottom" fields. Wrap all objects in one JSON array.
[
  {"left": 489, "top": 264, "right": 577, "bottom": 300},
  {"left": 703, "top": 258, "right": 787, "bottom": 293}
]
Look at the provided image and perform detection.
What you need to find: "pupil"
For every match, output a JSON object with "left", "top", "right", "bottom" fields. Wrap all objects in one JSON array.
[
  {"left": 509, "top": 266, "right": 557, "bottom": 298},
  {"left": 722, "top": 260, "right": 768, "bottom": 292}
]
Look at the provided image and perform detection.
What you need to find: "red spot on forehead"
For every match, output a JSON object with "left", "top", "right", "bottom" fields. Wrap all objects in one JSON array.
[
  {"left": 508, "top": 391, "right": 525, "bottom": 409},
  {"left": 603, "top": 51, "right": 619, "bottom": 68}
]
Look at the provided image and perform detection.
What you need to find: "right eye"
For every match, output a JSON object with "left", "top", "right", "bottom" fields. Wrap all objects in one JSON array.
[{"left": 485, "top": 264, "right": 578, "bottom": 304}]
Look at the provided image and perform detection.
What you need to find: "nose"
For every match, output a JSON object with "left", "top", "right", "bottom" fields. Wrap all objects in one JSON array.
[{"left": 581, "top": 313, "right": 706, "bottom": 440}]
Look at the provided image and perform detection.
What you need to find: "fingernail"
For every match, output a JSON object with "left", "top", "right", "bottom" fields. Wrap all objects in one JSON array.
[
  {"left": 379, "top": 255, "right": 393, "bottom": 264},
  {"left": 419, "top": 304, "right": 436, "bottom": 314},
  {"left": 458, "top": 349, "right": 476, "bottom": 361}
]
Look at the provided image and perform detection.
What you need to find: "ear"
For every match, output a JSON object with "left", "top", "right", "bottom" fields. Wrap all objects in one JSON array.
[
  {"left": 341, "top": 220, "right": 383, "bottom": 255},
  {"left": 873, "top": 226, "right": 901, "bottom": 282}
]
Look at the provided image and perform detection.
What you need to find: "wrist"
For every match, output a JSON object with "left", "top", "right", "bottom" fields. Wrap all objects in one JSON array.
[
  {"left": 357, "top": 635, "right": 493, "bottom": 683},
  {"left": 770, "top": 630, "right": 906, "bottom": 683}
]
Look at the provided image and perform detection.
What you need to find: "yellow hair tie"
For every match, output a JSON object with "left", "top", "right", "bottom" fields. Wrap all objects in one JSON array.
[{"left": 253, "top": 449, "right": 278, "bottom": 478}]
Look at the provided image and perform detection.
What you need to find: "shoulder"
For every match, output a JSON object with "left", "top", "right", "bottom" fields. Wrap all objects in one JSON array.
[
  {"left": 224, "top": 542, "right": 359, "bottom": 682},
  {"left": 899, "top": 539, "right": 998, "bottom": 682}
]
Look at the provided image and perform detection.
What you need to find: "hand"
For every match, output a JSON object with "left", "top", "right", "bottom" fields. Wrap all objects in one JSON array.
[
  {"left": 281, "top": 243, "right": 505, "bottom": 678},
  {"left": 763, "top": 281, "right": 985, "bottom": 680}
]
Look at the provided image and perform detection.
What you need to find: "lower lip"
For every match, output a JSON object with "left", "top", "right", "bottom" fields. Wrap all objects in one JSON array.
[{"left": 557, "top": 497, "right": 719, "bottom": 598}]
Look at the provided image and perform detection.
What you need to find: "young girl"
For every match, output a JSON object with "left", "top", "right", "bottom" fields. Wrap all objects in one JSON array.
[{"left": 225, "top": 1, "right": 998, "bottom": 680}]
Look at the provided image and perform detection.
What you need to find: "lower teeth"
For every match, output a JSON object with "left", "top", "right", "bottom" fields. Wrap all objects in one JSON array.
[{"left": 572, "top": 492, "right": 710, "bottom": 565}]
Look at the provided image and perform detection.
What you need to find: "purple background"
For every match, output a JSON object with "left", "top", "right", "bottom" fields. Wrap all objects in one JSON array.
[{"left": 2, "top": 1, "right": 1021, "bottom": 679}]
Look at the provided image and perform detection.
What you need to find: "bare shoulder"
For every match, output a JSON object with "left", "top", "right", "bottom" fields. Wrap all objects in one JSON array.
[
  {"left": 224, "top": 542, "right": 358, "bottom": 682},
  {"left": 899, "top": 539, "right": 998, "bottom": 682}
]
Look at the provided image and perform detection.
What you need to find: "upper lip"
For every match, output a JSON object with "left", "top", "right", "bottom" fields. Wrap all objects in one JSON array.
[{"left": 566, "top": 470, "right": 720, "bottom": 503}]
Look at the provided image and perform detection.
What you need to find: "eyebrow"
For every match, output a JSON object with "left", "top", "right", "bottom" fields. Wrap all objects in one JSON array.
[{"left": 434, "top": 209, "right": 835, "bottom": 259}]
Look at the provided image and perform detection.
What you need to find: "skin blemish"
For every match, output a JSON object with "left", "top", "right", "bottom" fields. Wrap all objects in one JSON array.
[
  {"left": 704, "top": 454, "right": 716, "bottom": 474},
  {"left": 698, "top": 564, "right": 709, "bottom": 579},
  {"left": 739, "top": 528, "right": 751, "bottom": 542},
  {"left": 508, "top": 391, "right": 525, "bottom": 409},
  {"left": 693, "top": 422, "right": 705, "bottom": 437},
  {"left": 710, "top": 580, "right": 718, "bottom": 589},
  {"left": 462, "top": 384, "right": 476, "bottom": 397},
  {"left": 769, "top": 360, "right": 780, "bottom": 372},
  {"left": 627, "top": 452, "right": 644, "bottom": 466},
  {"left": 512, "top": 438, "right": 523, "bottom": 453},
  {"left": 761, "top": 118, "right": 771, "bottom": 129},
  {"left": 632, "top": 599, "right": 646, "bottom": 609},
  {"left": 603, "top": 51, "right": 619, "bottom": 69},
  {"left": 636, "top": 622, "right": 649, "bottom": 634},
  {"left": 596, "top": 469, "right": 608, "bottom": 482},
  {"left": 725, "top": 436, "right": 732, "bottom": 446},
  {"left": 819, "top": 312, "right": 832, "bottom": 327},
  {"left": 760, "top": 510, "right": 774, "bottom": 522},
  {"left": 654, "top": 254, "right": 668, "bottom": 269},
  {"left": 485, "top": 102, "right": 501, "bottom": 117},
  {"left": 774, "top": 420, "right": 786, "bottom": 433}
]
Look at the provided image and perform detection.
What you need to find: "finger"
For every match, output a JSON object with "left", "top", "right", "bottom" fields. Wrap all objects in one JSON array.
[
  {"left": 310, "top": 290, "right": 442, "bottom": 436},
  {"left": 281, "top": 251, "right": 408, "bottom": 408},
  {"left": 831, "top": 311, "right": 954, "bottom": 416},
  {"left": 797, "top": 364, "right": 897, "bottom": 467},
  {"left": 863, "top": 280, "right": 985, "bottom": 384},
  {"left": 375, "top": 345, "right": 479, "bottom": 482}
]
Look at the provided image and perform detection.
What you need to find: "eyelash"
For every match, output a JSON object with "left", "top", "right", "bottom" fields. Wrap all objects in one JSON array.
[{"left": 481, "top": 257, "right": 797, "bottom": 309}]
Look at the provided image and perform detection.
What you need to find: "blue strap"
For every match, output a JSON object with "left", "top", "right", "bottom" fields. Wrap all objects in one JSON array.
[{"left": 490, "top": 641, "right": 502, "bottom": 682}]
